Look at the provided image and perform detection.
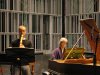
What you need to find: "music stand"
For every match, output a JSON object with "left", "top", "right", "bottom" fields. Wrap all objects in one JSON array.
[{"left": 5, "top": 47, "right": 35, "bottom": 75}]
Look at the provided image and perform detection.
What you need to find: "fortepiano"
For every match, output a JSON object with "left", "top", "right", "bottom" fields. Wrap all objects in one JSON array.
[
  {"left": 48, "top": 19, "right": 100, "bottom": 75},
  {"left": 48, "top": 60, "right": 100, "bottom": 75}
]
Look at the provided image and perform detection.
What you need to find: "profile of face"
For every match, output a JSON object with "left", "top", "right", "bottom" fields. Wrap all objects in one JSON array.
[
  {"left": 60, "top": 41, "right": 67, "bottom": 49},
  {"left": 19, "top": 26, "right": 26, "bottom": 37}
]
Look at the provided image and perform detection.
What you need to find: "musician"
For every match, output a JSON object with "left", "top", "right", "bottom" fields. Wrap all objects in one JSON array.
[
  {"left": 11, "top": 26, "right": 32, "bottom": 48},
  {"left": 52, "top": 37, "right": 68, "bottom": 60},
  {"left": 11, "top": 25, "right": 34, "bottom": 75}
]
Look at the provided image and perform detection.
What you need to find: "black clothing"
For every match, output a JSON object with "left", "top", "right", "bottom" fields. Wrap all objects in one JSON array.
[{"left": 11, "top": 39, "right": 32, "bottom": 48}]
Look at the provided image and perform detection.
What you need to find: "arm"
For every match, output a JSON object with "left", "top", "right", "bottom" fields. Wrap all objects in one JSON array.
[
  {"left": 26, "top": 40, "right": 32, "bottom": 48},
  {"left": 51, "top": 49, "right": 58, "bottom": 60}
]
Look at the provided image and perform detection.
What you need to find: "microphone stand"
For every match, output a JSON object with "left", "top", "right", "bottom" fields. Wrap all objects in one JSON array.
[
  {"left": 91, "top": 27, "right": 99, "bottom": 66},
  {"left": 93, "top": 34, "right": 99, "bottom": 66}
]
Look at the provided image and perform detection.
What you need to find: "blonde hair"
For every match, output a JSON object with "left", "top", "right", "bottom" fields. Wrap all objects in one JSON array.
[
  {"left": 59, "top": 37, "right": 68, "bottom": 45},
  {"left": 19, "top": 25, "right": 26, "bottom": 30}
]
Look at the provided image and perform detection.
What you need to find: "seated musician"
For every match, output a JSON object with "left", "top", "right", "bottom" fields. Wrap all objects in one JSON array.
[
  {"left": 10, "top": 25, "right": 34, "bottom": 75},
  {"left": 52, "top": 37, "right": 68, "bottom": 60}
]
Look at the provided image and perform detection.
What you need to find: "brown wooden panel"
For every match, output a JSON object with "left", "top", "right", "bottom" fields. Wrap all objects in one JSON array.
[{"left": 80, "top": 19, "right": 100, "bottom": 61}]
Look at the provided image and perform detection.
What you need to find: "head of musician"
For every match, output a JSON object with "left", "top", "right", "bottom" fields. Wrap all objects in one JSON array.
[
  {"left": 51, "top": 37, "right": 68, "bottom": 60},
  {"left": 19, "top": 25, "right": 26, "bottom": 38},
  {"left": 59, "top": 37, "right": 68, "bottom": 49}
]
